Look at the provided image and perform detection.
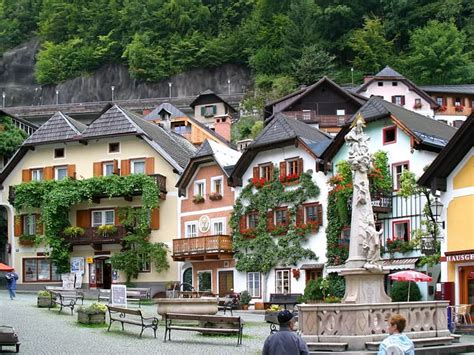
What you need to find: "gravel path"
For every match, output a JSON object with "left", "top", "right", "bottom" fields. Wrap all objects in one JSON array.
[{"left": 0, "top": 291, "right": 268, "bottom": 354}]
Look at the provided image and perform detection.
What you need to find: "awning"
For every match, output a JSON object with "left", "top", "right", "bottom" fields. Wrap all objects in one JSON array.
[
  {"left": 300, "top": 263, "right": 325, "bottom": 270},
  {"left": 382, "top": 258, "right": 419, "bottom": 271}
]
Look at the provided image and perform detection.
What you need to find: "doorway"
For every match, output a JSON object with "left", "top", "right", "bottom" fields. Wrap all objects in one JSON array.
[
  {"left": 89, "top": 258, "right": 112, "bottom": 289},
  {"left": 460, "top": 266, "right": 474, "bottom": 305},
  {"left": 218, "top": 270, "right": 234, "bottom": 296},
  {"left": 183, "top": 267, "right": 193, "bottom": 291}
]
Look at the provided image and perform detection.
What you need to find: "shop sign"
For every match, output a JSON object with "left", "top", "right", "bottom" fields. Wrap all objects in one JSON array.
[
  {"left": 86, "top": 257, "right": 94, "bottom": 264},
  {"left": 446, "top": 253, "right": 474, "bottom": 262}
]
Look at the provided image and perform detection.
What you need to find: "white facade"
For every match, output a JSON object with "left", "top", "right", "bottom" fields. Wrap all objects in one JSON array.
[
  {"left": 232, "top": 145, "right": 329, "bottom": 302},
  {"left": 360, "top": 81, "right": 434, "bottom": 118}
]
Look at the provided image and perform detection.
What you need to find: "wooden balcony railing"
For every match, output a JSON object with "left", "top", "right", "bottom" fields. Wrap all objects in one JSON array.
[
  {"left": 284, "top": 110, "right": 351, "bottom": 127},
  {"left": 64, "top": 226, "right": 126, "bottom": 246},
  {"left": 371, "top": 191, "right": 392, "bottom": 212},
  {"left": 150, "top": 173, "right": 167, "bottom": 194},
  {"left": 172, "top": 235, "right": 233, "bottom": 261}
]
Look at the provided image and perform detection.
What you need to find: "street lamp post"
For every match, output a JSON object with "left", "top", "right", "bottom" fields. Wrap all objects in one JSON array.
[
  {"left": 351, "top": 67, "right": 354, "bottom": 88},
  {"left": 168, "top": 82, "right": 172, "bottom": 98},
  {"left": 227, "top": 79, "right": 231, "bottom": 96},
  {"left": 111, "top": 86, "right": 115, "bottom": 101},
  {"left": 2, "top": 91, "right": 5, "bottom": 108},
  {"left": 55, "top": 90, "right": 59, "bottom": 105}
]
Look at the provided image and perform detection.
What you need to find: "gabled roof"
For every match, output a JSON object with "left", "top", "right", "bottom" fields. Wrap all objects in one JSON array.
[
  {"left": 176, "top": 139, "right": 241, "bottom": 195},
  {"left": 420, "top": 84, "right": 474, "bottom": 95},
  {"left": 355, "top": 66, "right": 439, "bottom": 109},
  {"left": 264, "top": 76, "right": 367, "bottom": 120},
  {"left": 23, "top": 111, "right": 86, "bottom": 146},
  {"left": 189, "top": 89, "right": 237, "bottom": 112},
  {"left": 144, "top": 103, "right": 187, "bottom": 121},
  {"left": 323, "top": 96, "right": 457, "bottom": 161},
  {"left": 230, "top": 113, "right": 332, "bottom": 186},
  {"left": 418, "top": 114, "right": 474, "bottom": 192}
]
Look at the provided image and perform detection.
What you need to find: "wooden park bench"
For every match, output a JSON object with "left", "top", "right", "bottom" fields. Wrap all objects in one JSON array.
[
  {"left": 45, "top": 287, "right": 84, "bottom": 305},
  {"left": 163, "top": 313, "right": 244, "bottom": 346},
  {"left": 106, "top": 305, "right": 159, "bottom": 338},
  {"left": 269, "top": 293, "right": 302, "bottom": 310},
  {"left": 49, "top": 290, "right": 82, "bottom": 315}
]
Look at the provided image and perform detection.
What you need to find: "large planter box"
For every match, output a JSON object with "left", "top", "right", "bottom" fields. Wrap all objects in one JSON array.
[
  {"left": 78, "top": 311, "right": 106, "bottom": 325},
  {"left": 37, "top": 296, "right": 54, "bottom": 308}
]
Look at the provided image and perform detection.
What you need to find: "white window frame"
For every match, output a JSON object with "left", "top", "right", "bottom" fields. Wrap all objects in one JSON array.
[
  {"left": 185, "top": 221, "right": 198, "bottom": 238},
  {"left": 336, "top": 109, "right": 346, "bottom": 116},
  {"left": 23, "top": 214, "right": 36, "bottom": 236},
  {"left": 302, "top": 110, "right": 311, "bottom": 120},
  {"left": 210, "top": 176, "right": 224, "bottom": 196},
  {"left": 131, "top": 159, "right": 146, "bottom": 174},
  {"left": 31, "top": 168, "right": 43, "bottom": 181},
  {"left": 275, "top": 269, "right": 291, "bottom": 294},
  {"left": 194, "top": 179, "right": 206, "bottom": 197},
  {"left": 103, "top": 162, "right": 114, "bottom": 176},
  {"left": 197, "top": 270, "right": 212, "bottom": 292},
  {"left": 211, "top": 217, "right": 226, "bottom": 235},
  {"left": 91, "top": 209, "right": 115, "bottom": 227},
  {"left": 286, "top": 158, "right": 299, "bottom": 176},
  {"left": 55, "top": 166, "right": 68, "bottom": 181},
  {"left": 393, "top": 162, "right": 409, "bottom": 190},
  {"left": 247, "top": 272, "right": 261, "bottom": 298}
]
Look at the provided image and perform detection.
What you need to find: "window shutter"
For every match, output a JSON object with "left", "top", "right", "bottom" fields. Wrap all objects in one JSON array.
[
  {"left": 145, "top": 157, "right": 155, "bottom": 175},
  {"left": 391, "top": 96, "right": 396, "bottom": 104},
  {"left": 239, "top": 216, "right": 246, "bottom": 231},
  {"left": 22, "top": 169, "right": 31, "bottom": 182},
  {"left": 212, "top": 105, "right": 217, "bottom": 114},
  {"left": 317, "top": 204, "right": 323, "bottom": 225},
  {"left": 401, "top": 96, "right": 405, "bottom": 105},
  {"left": 443, "top": 97, "right": 447, "bottom": 106},
  {"left": 253, "top": 167, "right": 259, "bottom": 179},
  {"left": 76, "top": 210, "right": 91, "bottom": 229},
  {"left": 114, "top": 208, "right": 120, "bottom": 226},
  {"left": 44, "top": 166, "right": 54, "bottom": 180},
  {"left": 113, "top": 160, "right": 119, "bottom": 175},
  {"left": 150, "top": 208, "right": 160, "bottom": 230},
  {"left": 269, "top": 164, "right": 274, "bottom": 181},
  {"left": 36, "top": 214, "right": 44, "bottom": 235},
  {"left": 297, "top": 158, "right": 304, "bottom": 176},
  {"left": 280, "top": 161, "right": 286, "bottom": 178},
  {"left": 267, "top": 210, "right": 274, "bottom": 229},
  {"left": 93, "top": 162, "right": 102, "bottom": 177},
  {"left": 67, "top": 164, "right": 76, "bottom": 179},
  {"left": 296, "top": 207, "right": 304, "bottom": 225},
  {"left": 121, "top": 159, "right": 130, "bottom": 176},
  {"left": 14, "top": 216, "right": 23, "bottom": 237},
  {"left": 200, "top": 106, "right": 205, "bottom": 116}
]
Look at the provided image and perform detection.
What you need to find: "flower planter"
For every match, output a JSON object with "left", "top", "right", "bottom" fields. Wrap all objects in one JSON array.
[
  {"left": 209, "top": 194, "right": 223, "bottom": 201},
  {"left": 78, "top": 311, "right": 106, "bottom": 324},
  {"left": 37, "top": 295, "right": 54, "bottom": 308}
]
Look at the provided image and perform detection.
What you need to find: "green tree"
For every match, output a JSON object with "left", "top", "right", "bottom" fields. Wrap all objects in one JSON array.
[
  {"left": 292, "top": 44, "right": 336, "bottom": 85},
  {"left": 349, "top": 17, "right": 395, "bottom": 74},
  {"left": 0, "top": 115, "right": 27, "bottom": 159},
  {"left": 404, "top": 20, "right": 474, "bottom": 84}
]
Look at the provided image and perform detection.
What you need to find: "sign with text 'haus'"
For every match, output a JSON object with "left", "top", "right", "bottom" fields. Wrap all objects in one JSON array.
[{"left": 111, "top": 285, "right": 127, "bottom": 307}]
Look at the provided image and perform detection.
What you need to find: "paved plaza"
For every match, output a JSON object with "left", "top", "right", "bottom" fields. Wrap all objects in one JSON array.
[{"left": 0, "top": 291, "right": 268, "bottom": 355}]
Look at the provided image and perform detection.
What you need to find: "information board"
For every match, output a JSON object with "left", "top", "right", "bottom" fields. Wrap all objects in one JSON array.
[
  {"left": 61, "top": 273, "right": 75, "bottom": 290},
  {"left": 111, "top": 285, "right": 127, "bottom": 307}
]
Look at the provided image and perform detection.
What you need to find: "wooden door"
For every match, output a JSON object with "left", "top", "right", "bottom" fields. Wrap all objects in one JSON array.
[
  {"left": 460, "top": 266, "right": 474, "bottom": 305},
  {"left": 218, "top": 270, "right": 234, "bottom": 296}
]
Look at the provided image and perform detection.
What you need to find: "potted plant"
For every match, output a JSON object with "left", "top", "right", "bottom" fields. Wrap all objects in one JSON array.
[
  {"left": 265, "top": 304, "right": 282, "bottom": 324},
  {"left": 37, "top": 290, "right": 55, "bottom": 308},
  {"left": 208, "top": 192, "right": 222, "bottom": 201},
  {"left": 63, "top": 226, "right": 85, "bottom": 238},
  {"left": 239, "top": 290, "right": 251, "bottom": 310},
  {"left": 19, "top": 234, "right": 36, "bottom": 247},
  {"left": 97, "top": 224, "right": 117, "bottom": 237},
  {"left": 77, "top": 302, "right": 107, "bottom": 324},
  {"left": 192, "top": 194, "right": 205, "bottom": 204}
]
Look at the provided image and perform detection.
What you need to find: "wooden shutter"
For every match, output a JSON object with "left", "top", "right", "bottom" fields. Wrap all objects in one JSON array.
[
  {"left": 113, "top": 160, "right": 119, "bottom": 175},
  {"left": 93, "top": 162, "right": 102, "bottom": 177},
  {"left": 76, "top": 210, "right": 91, "bottom": 229},
  {"left": 114, "top": 208, "right": 120, "bottom": 226},
  {"left": 296, "top": 207, "right": 304, "bottom": 225},
  {"left": 253, "top": 167, "right": 259, "bottom": 179},
  {"left": 150, "top": 208, "right": 160, "bottom": 230},
  {"left": 401, "top": 96, "right": 405, "bottom": 106},
  {"left": 44, "top": 166, "right": 54, "bottom": 181},
  {"left": 22, "top": 169, "right": 31, "bottom": 182},
  {"left": 121, "top": 159, "right": 130, "bottom": 176},
  {"left": 267, "top": 210, "right": 274, "bottom": 229},
  {"left": 239, "top": 216, "right": 246, "bottom": 231},
  {"left": 67, "top": 164, "right": 76, "bottom": 179},
  {"left": 443, "top": 97, "right": 447, "bottom": 106},
  {"left": 391, "top": 96, "right": 396, "bottom": 104},
  {"left": 317, "top": 204, "right": 323, "bottom": 226},
  {"left": 14, "top": 216, "right": 23, "bottom": 237},
  {"left": 280, "top": 161, "right": 286, "bottom": 178},
  {"left": 145, "top": 157, "right": 155, "bottom": 175},
  {"left": 297, "top": 158, "right": 304, "bottom": 176},
  {"left": 35, "top": 214, "right": 44, "bottom": 235},
  {"left": 269, "top": 164, "right": 274, "bottom": 181}
]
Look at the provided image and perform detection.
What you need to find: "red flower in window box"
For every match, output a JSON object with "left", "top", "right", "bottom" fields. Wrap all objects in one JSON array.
[
  {"left": 455, "top": 105, "right": 464, "bottom": 112},
  {"left": 209, "top": 192, "right": 222, "bottom": 201},
  {"left": 279, "top": 173, "right": 300, "bottom": 184},
  {"left": 292, "top": 268, "right": 300, "bottom": 280},
  {"left": 439, "top": 105, "right": 447, "bottom": 112},
  {"left": 251, "top": 177, "right": 266, "bottom": 189},
  {"left": 240, "top": 228, "right": 256, "bottom": 238}
]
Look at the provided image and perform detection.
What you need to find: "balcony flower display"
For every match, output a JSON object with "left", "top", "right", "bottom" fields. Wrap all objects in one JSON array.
[
  {"left": 97, "top": 224, "right": 117, "bottom": 237},
  {"left": 63, "top": 226, "right": 85, "bottom": 238},
  {"left": 192, "top": 194, "right": 205, "bottom": 204},
  {"left": 251, "top": 177, "right": 266, "bottom": 189},
  {"left": 455, "top": 105, "right": 464, "bottom": 112},
  {"left": 19, "top": 234, "right": 37, "bottom": 247},
  {"left": 383, "top": 237, "right": 415, "bottom": 254},
  {"left": 279, "top": 173, "right": 300, "bottom": 184},
  {"left": 208, "top": 192, "right": 222, "bottom": 201}
]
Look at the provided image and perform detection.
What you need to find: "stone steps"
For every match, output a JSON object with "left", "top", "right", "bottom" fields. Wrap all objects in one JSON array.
[
  {"left": 309, "top": 342, "right": 474, "bottom": 354},
  {"left": 366, "top": 335, "right": 456, "bottom": 350}
]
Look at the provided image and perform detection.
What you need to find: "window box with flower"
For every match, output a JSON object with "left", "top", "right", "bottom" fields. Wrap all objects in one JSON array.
[
  {"left": 382, "top": 237, "right": 415, "bottom": 255},
  {"left": 279, "top": 173, "right": 300, "bottom": 185},
  {"left": 192, "top": 194, "right": 205, "bottom": 204},
  {"left": 240, "top": 228, "right": 257, "bottom": 238},
  {"left": 97, "top": 224, "right": 117, "bottom": 237},
  {"left": 250, "top": 177, "right": 266, "bottom": 189},
  {"left": 455, "top": 105, "right": 464, "bottom": 112},
  {"left": 208, "top": 192, "right": 222, "bottom": 201},
  {"left": 439, "top": 105, "right": 447, "bottom": 112}
]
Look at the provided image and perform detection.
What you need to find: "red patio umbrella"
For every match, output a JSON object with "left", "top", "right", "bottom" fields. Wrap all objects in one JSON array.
[
  {"left": 0, "top": 263, "right": 13, "bottom": 272},
  {"left": 389, "top": 270, "right": 432, "bottom": 302}
]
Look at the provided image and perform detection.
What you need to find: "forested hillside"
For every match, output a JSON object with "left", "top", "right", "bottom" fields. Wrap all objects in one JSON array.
[{"left": 0, "top": 0, "right": 473, "bottom": 90}]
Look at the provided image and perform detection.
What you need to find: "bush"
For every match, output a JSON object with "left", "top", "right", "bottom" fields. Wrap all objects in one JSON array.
[
  {"left": 78, "top": 302, "right": 107, "bottom": 315},
  {"left": 37, "top": 290, "right": 52, "bottom": 297},
  {"left": 390, "top": 281, "right": 422, "bottom": 302},
  {"left": 303, "top": 279, "right": 326, "bottom": 302},
  {"left": 240, "top": 290, "right": 252, "bottom": 305}
]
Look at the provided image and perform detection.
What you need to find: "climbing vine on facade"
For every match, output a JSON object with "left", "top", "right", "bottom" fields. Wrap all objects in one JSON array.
[
  {"left": 230, "top": 169, "right": 320, "bottom": 274},
  {"left": 13, "top": 174, "right": 161, "bottom": 273}
]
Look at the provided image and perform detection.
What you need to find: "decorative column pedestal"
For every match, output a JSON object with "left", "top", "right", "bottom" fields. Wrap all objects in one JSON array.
[{"left": 340, "top": 268, "right": 391, "bottom": 304}]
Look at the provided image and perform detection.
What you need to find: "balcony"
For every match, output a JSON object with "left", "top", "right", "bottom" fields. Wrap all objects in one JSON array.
[
  {"left": 371, "top": 191, "right": 392, "bottom": 213},
  {"left": 284, "top": 110, "right": 351, "bottom": 127},
  {"left": 64, "top": 226, "right": 126, "bottom": 250},
  {"left": 172, "top": 235, "right": 233, "bottom": 261}
]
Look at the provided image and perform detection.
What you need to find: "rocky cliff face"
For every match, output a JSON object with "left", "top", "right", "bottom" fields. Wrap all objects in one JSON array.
[{"left": 0, "top": 38, "right": 251, "bottom": 107}]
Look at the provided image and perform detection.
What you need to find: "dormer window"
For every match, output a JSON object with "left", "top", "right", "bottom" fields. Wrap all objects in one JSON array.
[
  {"left": 201, "top": 105, "right": 217, "bottom": 117},
  {"left": 383, "top": 126, "right": 397, "bottom": 145}
]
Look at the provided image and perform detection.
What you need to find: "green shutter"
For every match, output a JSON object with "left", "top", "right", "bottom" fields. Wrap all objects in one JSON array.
[
  {"left": 201, "top": 106, "right": 205, "bottom": 115},
  {"left": 212, "top": 105, "right": 217, "bottom": 114}
]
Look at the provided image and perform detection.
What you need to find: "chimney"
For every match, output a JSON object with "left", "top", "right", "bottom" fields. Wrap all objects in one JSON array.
[
  {"left": 214, "top": 115, "right": 231, "bottom": 141},
  {"left": 236, "top": 139, "right": 253, "bottom": 152},
  {"left": 143, "top": 108, "right": 151, "bottom": 116},
  {"left": 363, "top": 75, "right": 374, "bottom": 83}
]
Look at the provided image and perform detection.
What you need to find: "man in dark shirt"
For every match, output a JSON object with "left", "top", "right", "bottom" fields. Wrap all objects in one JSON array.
[{"left": 262, "top": 309, "right": 309, "bottom": 355}]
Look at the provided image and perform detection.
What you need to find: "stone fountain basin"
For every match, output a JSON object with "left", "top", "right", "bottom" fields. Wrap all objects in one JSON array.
[{"left": 156, "top": 297, "right": 218, "bottom": 316}]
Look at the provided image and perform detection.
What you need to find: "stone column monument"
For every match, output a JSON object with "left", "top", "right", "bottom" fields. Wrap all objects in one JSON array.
[{"left": 339, "top": 114, "right": 391, "bottom": 303}]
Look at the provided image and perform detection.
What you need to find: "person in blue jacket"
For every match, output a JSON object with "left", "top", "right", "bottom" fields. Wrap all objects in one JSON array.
[
  {"left": 378, "top": 314, "right": 415, "bottom": 355},
  {"left": 5, "top": 268, "right": 19, "bottom": 300}
]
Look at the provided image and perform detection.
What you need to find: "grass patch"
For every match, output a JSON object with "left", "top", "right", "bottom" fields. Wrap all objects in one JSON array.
[
  {"left": 242, "top": 321, "right": 267, "bottom": 328},
  {"left": 76, "top": 322, "right": 108, "bottom": 329}
]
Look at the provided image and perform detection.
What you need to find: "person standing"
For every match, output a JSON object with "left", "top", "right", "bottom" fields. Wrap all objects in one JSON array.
[
  {"left": 378, "top": 314, "right": 415, "bottom": 355},
  {"left": 5, "top": 268, "right": 19, "bottom": 300},
  {"left": 262, "top": 309, "right": 309, "bottom": 355}
]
